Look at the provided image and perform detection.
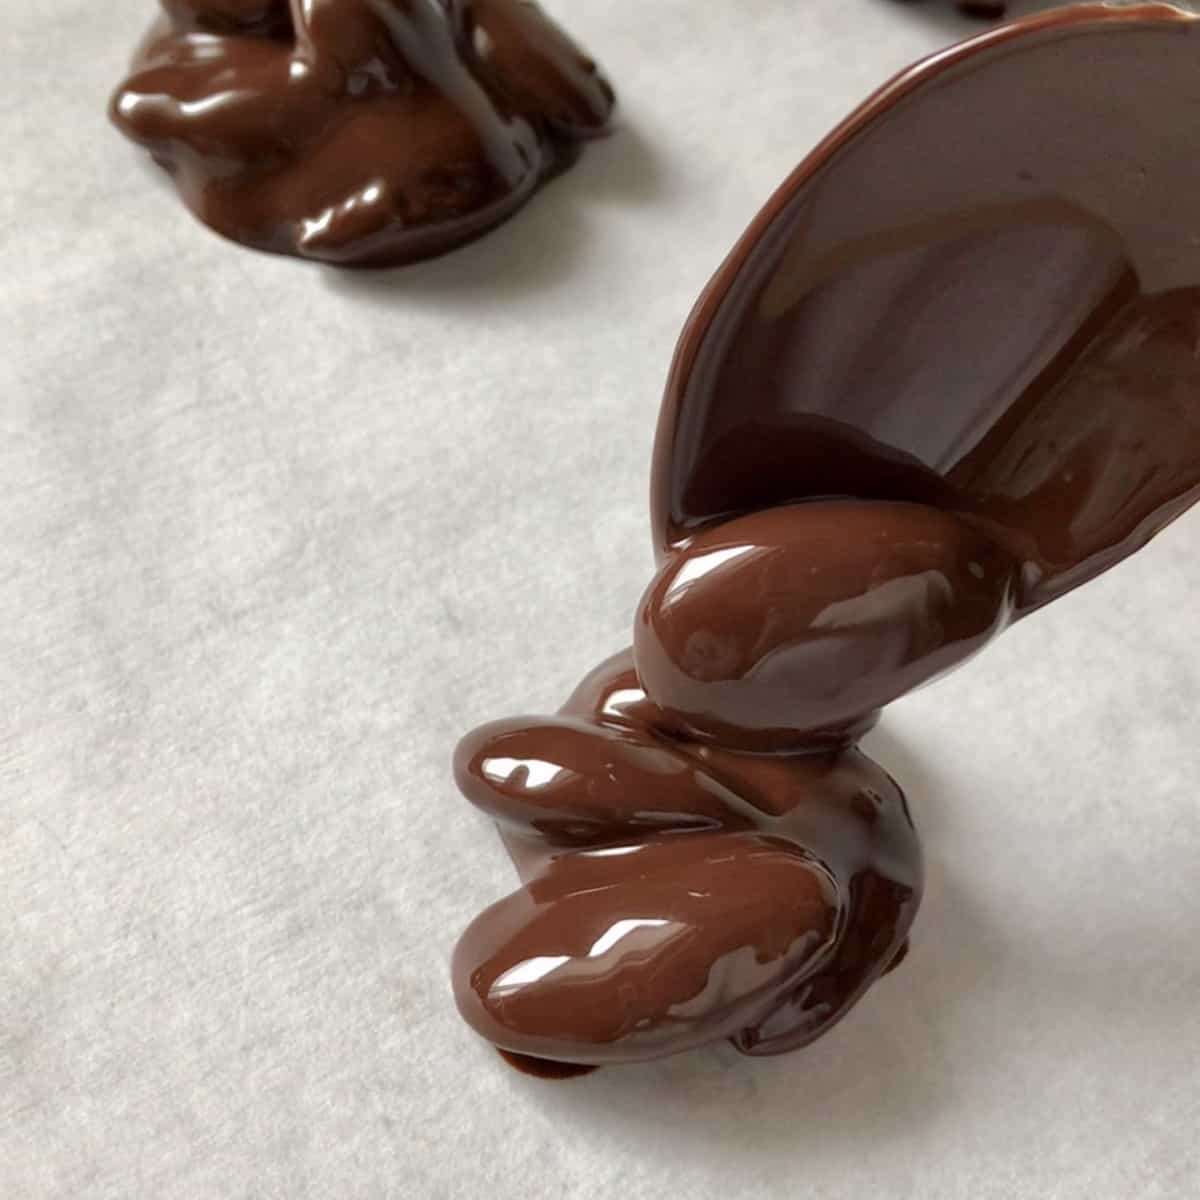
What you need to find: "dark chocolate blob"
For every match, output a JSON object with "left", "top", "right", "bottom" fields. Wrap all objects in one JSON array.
[
  {"left": 110, "top": 0, "right": 614, "bottom": 266},
  {"left": 453, "top": 5, "right": 1200, "bottom": 1072}
]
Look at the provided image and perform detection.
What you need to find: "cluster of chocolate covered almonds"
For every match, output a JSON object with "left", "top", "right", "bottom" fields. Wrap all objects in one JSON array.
[
  {"left": 110, "top": 0, "right": 613, "bottom": 265},
  {"left": 451, "top": 4, "right": 1200, "bottom": 1073}
]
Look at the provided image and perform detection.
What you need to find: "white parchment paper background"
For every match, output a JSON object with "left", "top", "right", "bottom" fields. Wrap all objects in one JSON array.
[{"left": 2, "top": 1, "right": 1197, "bottom": 1195}]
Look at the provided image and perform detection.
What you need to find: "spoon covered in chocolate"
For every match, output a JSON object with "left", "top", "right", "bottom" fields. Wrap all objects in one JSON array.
[
  {"left": 452, "top": 3, "right": 1200, "bottom": 1076},
  {"left": 109, "top": 0, "right": 614, "bottom": 266}
]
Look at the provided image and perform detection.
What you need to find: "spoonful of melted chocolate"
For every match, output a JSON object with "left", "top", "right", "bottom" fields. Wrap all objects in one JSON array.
[
  {"left": 109, "top": 0, "right": 614, "bottom": 266},
  {"left": 453, "top": 3, "right": 1200, "bottom": 1075}
]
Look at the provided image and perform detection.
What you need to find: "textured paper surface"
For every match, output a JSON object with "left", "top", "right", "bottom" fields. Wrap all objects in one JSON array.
[{"left": 2, "top": 2, "right": 1197, "bottom": 1196}]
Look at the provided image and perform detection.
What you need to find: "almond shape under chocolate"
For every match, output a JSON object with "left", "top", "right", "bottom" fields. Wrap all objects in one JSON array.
[
  {"left": 452, "top": 832, "right": 840, "bottom": 1065},
  {"left": 452, "top": 4, "right": 1200, "bottom": 1077},
  {"left": 453, "top": 714, "right": 759, "bottom": 847},
  {"left": 634, "top": 501, "right": 1016, "bottom": 750},
  {"left": 653, "top": 4, "right": 1200, "bottom": 606}
]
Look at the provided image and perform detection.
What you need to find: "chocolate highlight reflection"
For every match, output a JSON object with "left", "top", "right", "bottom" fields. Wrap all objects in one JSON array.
[
  {"left": 109, "top": 0, "right": 614, "bottom": 266},
  {"left": 454, "top": 4, "right": 1200, "bottom": 1074}
]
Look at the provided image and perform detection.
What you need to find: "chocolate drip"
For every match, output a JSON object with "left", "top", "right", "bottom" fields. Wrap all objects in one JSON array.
[
  {"left": 110, "top": 0, "right": 614, "bottom": 266},
  {"left": 453, "top": 5, "right": 1200, "bottom": 1072}
]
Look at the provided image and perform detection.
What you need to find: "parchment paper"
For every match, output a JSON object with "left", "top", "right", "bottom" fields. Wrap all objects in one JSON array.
[{"left": 2, "top": 2, "right": 1197, "bottom": 1196}]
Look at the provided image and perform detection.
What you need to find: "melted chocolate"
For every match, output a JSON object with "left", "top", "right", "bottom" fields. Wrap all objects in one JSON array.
[
  {"left": 656, "top": 4, "right": 1200, "bottom": 607},
  {"left": 454, "top": 650, "right": 921, "bottom": 1064},
  {"left": 110, "top": 0, "right": 613, "bottom": 266},
  {"left": 453, "top": 4, "right": 1200, "bottom": 1071}
]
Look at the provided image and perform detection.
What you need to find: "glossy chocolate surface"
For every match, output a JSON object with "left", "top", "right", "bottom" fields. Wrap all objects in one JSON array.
[
  {"left": 110, "top": 0, "right": 614, "bottom": 266},
  {"left": 635, "top": 501, "right": 1016, "bottom": 750},
  {"left": 454, "top": 5, "right": 1200, "bottom": 1072},
  {"left": 454, "top": 650, "right": 921, "bottom": 1066},
  {"left": 655, "top": 4, "right": 1200, "bottom": 607}
]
